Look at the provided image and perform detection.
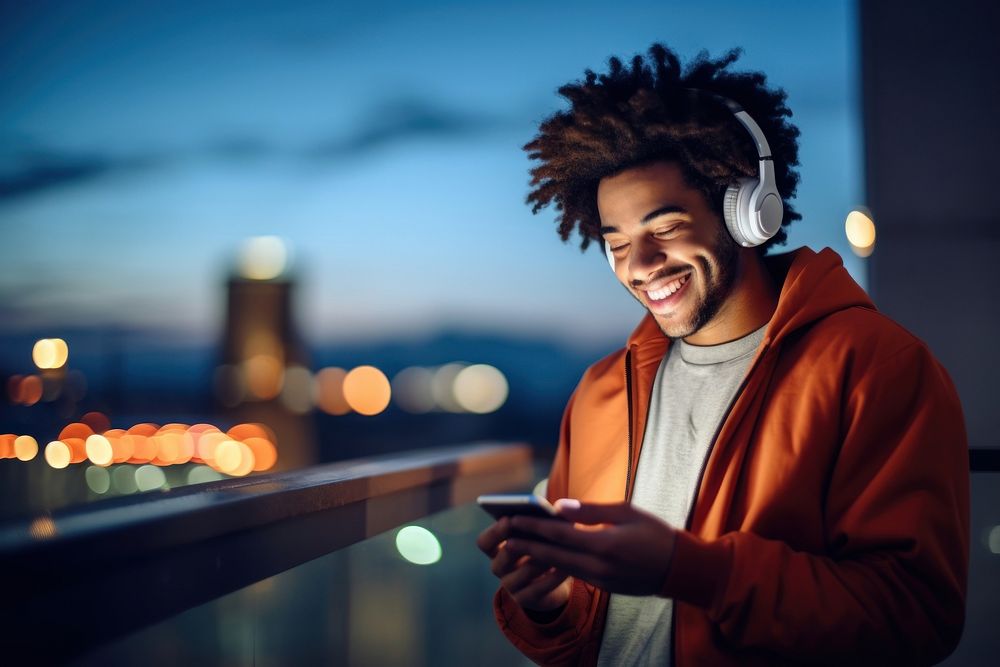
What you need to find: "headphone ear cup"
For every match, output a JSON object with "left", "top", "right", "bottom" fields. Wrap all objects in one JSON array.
[
  {"left": 723, "top": 179, "right": 757, "bottom": 247},
  {"left": 604, "top": 239, "right": 615, "bottom": 270}
]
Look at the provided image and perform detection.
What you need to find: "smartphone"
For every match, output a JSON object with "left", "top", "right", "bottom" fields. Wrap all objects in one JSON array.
[{"left": 477, "top": 494, "right": 567, "bottom": 522}]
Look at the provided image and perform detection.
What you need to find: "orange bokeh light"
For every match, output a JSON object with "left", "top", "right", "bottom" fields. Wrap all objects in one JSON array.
[
  {"left": 227, "top": 422, "right": 276, "bottom": 442},
  {"left": 315, "top": 367, "right": 351, "bottom": 415},
  {"left": 0, "top": 434, "right": 14, "bottom": 458},
  {"left": 244, "top": 354, "right": 283, "bottom": 400},
  {"left": 63, "top": 437, "right": 87, "bottom": 464},
  {"left": 59, "top": 422, "right": 94, "bottom": 441},
  {"left": 243, "top": 436, "right": 277, "bottom": 471},
  {"left": 197, "top": 431, "right": 229, "bottom": 467},
  {"left": 80, "top": 411, "right": 111, "bottom": 433},
  {"left": 126, "top": 424, "right": 159, "bottom": 463},
  {"left": 19, "top": 375, "right": 43, "bottom": 406},
  {"left": 187, "top": 424, "right": 221, "bottom": 464},
  {"left": 14, "top": 435, "right": 39, "bottom": 461},
  {"left": 343, "top": 366, "right": 391, "bottom": 416},
  {"left": 104, "top": 428, "right": 130, "bottom": 463}
]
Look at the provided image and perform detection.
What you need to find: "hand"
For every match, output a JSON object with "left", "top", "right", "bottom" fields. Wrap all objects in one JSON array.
[
  {"left": 504, "top": 499, "right": 677, "bottom": 596},
  {"left": 477, "top": 516, "right": 573, "bottom": 612}
]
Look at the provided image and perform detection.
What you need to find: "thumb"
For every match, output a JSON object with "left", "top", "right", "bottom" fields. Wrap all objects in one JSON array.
[{"left": 553, "top": 499, "right": 634, "bottom": 524}]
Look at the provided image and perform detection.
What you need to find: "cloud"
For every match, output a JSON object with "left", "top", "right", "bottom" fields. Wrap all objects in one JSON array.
[
  {"left": 0, "top": 150, "right": 165, "bottom": 203},
  {"left": 306, "top": 97, "right": 509, "bottom": 160},
  {"left": 0, "top": 96, "right": 510, "bottom": 204}
]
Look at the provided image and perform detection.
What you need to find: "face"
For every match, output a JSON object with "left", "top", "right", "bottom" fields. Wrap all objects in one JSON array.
[{"left": 598, "top": 161, "right": 740, "bottom": 341}]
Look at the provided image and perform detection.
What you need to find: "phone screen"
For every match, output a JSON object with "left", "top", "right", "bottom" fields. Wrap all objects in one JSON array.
[{"left": 477, "top": 494, "right": 566, "bottom": 522}]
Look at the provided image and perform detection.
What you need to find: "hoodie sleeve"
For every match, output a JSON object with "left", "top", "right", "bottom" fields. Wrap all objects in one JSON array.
[
  {"left": 493, "top": 387, "right": 604, "bottom": 666},
  {"left": 659, "top": 341, "right": 970, "bottom": 665}
]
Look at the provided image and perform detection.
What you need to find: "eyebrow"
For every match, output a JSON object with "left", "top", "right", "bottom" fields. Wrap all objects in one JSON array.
[{"left": 599, "top": 205, "right": 688, "bottom": 234}]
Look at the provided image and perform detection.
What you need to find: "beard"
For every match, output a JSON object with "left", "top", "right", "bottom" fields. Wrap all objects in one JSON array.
[{"left": 650, "top": 225, "right": 741, "bottom": 341}]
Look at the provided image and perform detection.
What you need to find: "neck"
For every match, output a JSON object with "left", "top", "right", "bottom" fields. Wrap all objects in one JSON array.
[{"left": 683, "top": 249, "right": 778, "bottom": 346}]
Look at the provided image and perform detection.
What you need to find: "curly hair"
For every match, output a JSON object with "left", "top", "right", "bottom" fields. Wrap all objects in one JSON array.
[{"left": 525, "top": 43, "right": 801, "bottom": 253}]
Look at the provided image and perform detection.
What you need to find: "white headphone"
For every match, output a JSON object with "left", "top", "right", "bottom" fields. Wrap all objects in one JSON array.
[{"left": 604, "top": 92, "right": 783, "bottom": 268}]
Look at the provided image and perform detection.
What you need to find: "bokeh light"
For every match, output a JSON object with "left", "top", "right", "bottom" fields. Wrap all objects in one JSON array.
[
  {"left": 431, "top": 363, "right": 466, "bottom": 413},
  {"left": 135, "top": 464, "right": 168, "bottom": 492},
  {"left": 214, "top": 439, "right": 256, "bottom": 476},
  {"left": 343, "top": 366, "right": 392, "bottom": 416},
  {"left": 19, "top": 375, "right": 43, "bottom": 406},
  {"left": 988, "top": 525, "right": 1000, "bottom": 555},
  {"left": 244, "top": 354, "right": 284, "bottom": 400},
  {"left": 85, "top": 434, "right": 114, "bottom": 466},
  {"left": 32, "top": 338, "right": 69, "bottom": 369},
  {"left": 231, "top": 441, "right": 255, "bottom": 476},
  {"left": 238, "top": 236, "right": 289, "bottom": 280},
  {"left": 846, "top": 208, "right": 876, "bottom": 257},
  {"left": 85, "top": 465, "right": 112, "bottom": 494},
  {"left": 395, "top": 525, "right": 442, "bottom": 565},
  {"left": 14, "top": 435, "right": 39, "bottom": 461},
  {"left": 44, "top": 440, "right": 71, "bottom": 469},
  {"left": 243, "top": 436, "right": 277, "bottom": 472},
  {"left": 392, "top": 367, "right": 436, "bottom": 414},
  {"left": 453, "top": 364, "right": 509, "bottom": 414},
  {"left": 197, "top": 430, "right": 229, "bottom": 466},
  {"left": 60, "top": 422, "right": 94, "bottom": 441},
  {"left": 187, "top": 465, "right": 225, "bottom": 485},
  {"left": 29, "top": 516, "right": 57, "bottom": 540},
  {"left": 315, "top": 367, "right": 351, "bottom": 415},
  {"left": 105, "top": 429, "right": 130, "bottom": 463},
  {"left": 80, "top": 411, "right": 111, "bottom": 433},
  {"left": 63, "top": 437, "right": 88, "bottom": 463},
  {"left": 280, "top": 365, "right": 314, "bottom": 414},
  {"left": 111, "top": 465, "right": 139, "bottom": 494}
]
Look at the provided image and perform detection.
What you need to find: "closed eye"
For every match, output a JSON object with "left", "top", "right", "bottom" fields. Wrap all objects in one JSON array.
[{"left": 654, "top": 224, "right": 683, "bottom": 238}]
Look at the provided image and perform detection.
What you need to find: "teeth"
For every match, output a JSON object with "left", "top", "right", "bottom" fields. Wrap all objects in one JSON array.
[{"left": 647, "top": 273, "right": 689, "bottom": 301}]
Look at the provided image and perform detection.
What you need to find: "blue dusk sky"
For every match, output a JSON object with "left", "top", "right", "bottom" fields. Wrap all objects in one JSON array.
[{"left": 0, "top": 0, "right": 863, "bottom": 349}]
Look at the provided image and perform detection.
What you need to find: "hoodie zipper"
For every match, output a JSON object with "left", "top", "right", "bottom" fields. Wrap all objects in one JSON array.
[{"left": 624, "top": 349, "right": 634, "bottom": 500}]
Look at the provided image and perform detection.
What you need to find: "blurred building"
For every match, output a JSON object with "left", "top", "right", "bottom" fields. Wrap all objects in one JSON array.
[{"left": 217, "top": 238, "right": 318, "bottom": 470}]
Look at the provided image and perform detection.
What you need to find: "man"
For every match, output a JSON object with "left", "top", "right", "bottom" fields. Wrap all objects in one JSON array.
[{"left": 477, "top": 44, "right": 969, "bottom": 666}]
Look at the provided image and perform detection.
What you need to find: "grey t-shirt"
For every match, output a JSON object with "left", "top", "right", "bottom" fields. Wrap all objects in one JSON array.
[{"left": 597, "top": 324, "right": 766, "bottom": 667}]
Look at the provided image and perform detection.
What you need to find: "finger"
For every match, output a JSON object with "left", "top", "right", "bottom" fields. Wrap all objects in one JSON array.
[
  {"left": 476, "top": 517, "right": 511, "bottom": 558},
  {"left": 513, "top": 569, "right": 571, "bottom": 608},
  {"left": 491, "top": 541, "right": 536, "bottom": 579},
  {"left": 500, "top": 558, "right": 551, "bottom": 594},
  {"left": 553, "top": 499, "right": 636, "bottom": 524},
  {"left": 509, "top": 515, "right": 612, "bottom": 553},
  {"left": 506, "top": 537, "right": 610, "bottom": 586}
]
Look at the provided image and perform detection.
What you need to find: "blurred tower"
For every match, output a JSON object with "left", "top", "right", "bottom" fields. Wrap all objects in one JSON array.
[{"left": 216, "top": 237, "right": 318, "bottom": 470}]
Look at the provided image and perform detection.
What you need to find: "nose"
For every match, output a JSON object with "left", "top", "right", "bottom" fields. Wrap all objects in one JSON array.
[{"left": 627, "top": 237, "right": 667, "bottom": 286}]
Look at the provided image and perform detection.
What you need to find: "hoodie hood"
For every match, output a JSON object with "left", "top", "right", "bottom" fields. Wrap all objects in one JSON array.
[
  {"left": 763, "top": 247, "right": 874, "bottom": 345},
  {"left": 627, "top": 247, "right": 875, "bottom": 349}
]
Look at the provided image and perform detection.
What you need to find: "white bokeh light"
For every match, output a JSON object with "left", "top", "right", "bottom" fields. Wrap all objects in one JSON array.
[
  {"left": 238, "top": 236, "right": 289, "bottom": 280},
  {"left": 453, "top": 364, "right": 509, "bottom": 414},
  {"left": 395, "top": 525, "right": 442, "bottom": 565}
]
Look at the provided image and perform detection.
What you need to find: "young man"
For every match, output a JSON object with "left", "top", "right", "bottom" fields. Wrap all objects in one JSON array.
[{"left": 477, "top": 44, "right": 969, "bottom": 665}]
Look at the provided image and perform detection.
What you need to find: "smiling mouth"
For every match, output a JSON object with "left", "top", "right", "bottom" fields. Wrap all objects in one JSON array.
[{"left": 644, "top": 272, "right": 692, "bottom": 303}]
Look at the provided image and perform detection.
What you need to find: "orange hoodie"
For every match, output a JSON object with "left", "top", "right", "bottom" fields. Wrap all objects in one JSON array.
[{"left": 494, "top": 247, "right": 969, "bottom": 666}]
